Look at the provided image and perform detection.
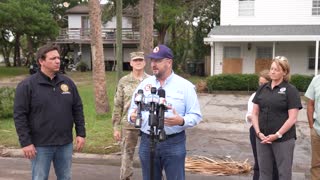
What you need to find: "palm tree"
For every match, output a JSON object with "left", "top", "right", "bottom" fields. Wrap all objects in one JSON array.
[
  {"left": 88, "top": 0, "right": 109, "bottom": 113},
  {"left": 139, "top": 0, "right": 154, "bottom": 74}
]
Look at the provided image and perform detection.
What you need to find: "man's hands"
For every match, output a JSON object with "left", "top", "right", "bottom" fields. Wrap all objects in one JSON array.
[
  {"left": 75, "top": 136, "right": 85, "bottom": 152},
  {"left": 129, "top": 108, "right": 184, "bottom": 126},
  {"left": 22, "top": 144, "right": 37, "bottom": 159},
  {"left": 164, "top": 108, "right": 184, "bottom": 126},
  {"left": 129, "top": 108, "right": 137, "bottom": 123},
  {"left": 113, "top": 130, "right": 121, "bottom": 142}
]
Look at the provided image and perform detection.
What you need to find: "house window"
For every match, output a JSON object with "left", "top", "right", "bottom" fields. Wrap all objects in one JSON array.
[
  {"left": 239, "top": 0, "right": 255, "bottom": 16},
  {"left": 257, "top": 47, "right": 272, "bottom": 59},
  {"left": 312, "top": 0, "right": 320, "bottom": 15},
  {"left": 224, "top": 47, "right": 241, "bottom": 58},
  {"left": 308, "top": 46, "right": 320, "bottom": 69},
  {"left": 81, "top": 16, "right": 90, "bottom": 29}
]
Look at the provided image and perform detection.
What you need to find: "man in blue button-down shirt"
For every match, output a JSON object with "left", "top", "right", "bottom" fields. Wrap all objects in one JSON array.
[{"left": 128, "top": 44, "right": 202, "bottom": 180}]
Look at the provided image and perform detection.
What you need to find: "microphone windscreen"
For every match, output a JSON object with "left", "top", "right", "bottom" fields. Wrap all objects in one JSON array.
[
  {"left": 158, "top": 88, "right": 165, "bottom": 98},
  {"left": 151, "top": 87, "right": 157, "bottom": 94}
]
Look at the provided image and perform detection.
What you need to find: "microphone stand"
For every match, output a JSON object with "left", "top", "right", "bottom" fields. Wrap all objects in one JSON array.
[
  {"left": 135, "top": 87, "right": 167, "bottom": 180},
  {"left": 148, "top": 87, "right": 158, "bottom": 180}
]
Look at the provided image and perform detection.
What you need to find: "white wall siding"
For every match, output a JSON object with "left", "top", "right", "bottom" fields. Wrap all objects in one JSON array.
[
  {"left": 274, "top": 42, "right": 314, "bottom": 75},
  {"left": 102, "top": 17, "right": 133, "bottom": 29},
  {"left": 103, "top": 48, "right": 137, "bottom": 62},
  {"left": 68, "top": 15, "right": 133, "bottom": 29},
  {"left": 214, "top": 42, "right": 317, "bottom": 75},
  {"left": 214, "top": 43, "right": 224, "bottom": 74},
  {"left": 68, "top": 15, "right": 83, "bottom": 28},
  {"left": 221, "top": 0, "right": 320, "bottom": 25}
]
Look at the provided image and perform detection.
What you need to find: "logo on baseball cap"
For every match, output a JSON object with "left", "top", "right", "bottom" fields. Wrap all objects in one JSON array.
[{"left": 147, "top": 45, "right": 174, "bottom": 60}]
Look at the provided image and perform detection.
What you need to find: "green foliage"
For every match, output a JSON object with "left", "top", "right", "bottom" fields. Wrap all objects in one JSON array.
[
  {"left": 76, "top": 61, "right": 89, "bottom": 72},
  {"left": 206, "top": 73, "right": 314, "bottom": 92},
  {"left": 0, "top": 87, "right": 15, "bottom": 119},
  {"left": 206, "top": 74, "right": 259, "bottom": 92},
  {"left": 290, "top": 74, "right": 313, "bottom": 92}
]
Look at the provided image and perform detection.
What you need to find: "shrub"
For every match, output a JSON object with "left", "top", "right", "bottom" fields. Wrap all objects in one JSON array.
[
  {"left": 290, "top": 74, "right": 313, "bottom": 92},
  {"left": 0, "top": 87, "right": 15, "bottom": 119},
  {"left": 206, "top": 74, "right": 313, "bottom": 92},
  {"left": 206, "top": 74, "right": 259, "bottom": 92},
  {"left": 76, "top": 61, "right": 89, "bottom": 72}
]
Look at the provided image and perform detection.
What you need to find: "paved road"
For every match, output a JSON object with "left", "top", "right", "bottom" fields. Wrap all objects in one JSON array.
[{"left": 0, "top": 83, "right": 311, "bottom": 179}]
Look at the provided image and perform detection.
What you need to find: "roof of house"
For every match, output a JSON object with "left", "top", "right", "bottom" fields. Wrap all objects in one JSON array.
[
  {"left": 205, "top": 25, "right": 320, "bottom": 42},
  {"left": 66, "top": 4, "right": 89, "bottom": 14}
]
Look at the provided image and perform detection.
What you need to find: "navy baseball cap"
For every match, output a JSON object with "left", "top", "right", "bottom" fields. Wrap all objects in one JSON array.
[{"left": 147, "top": 45, "right": 174, "bottom": 60}]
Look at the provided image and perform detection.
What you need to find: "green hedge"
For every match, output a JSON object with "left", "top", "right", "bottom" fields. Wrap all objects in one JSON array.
[
  {"left": 207, "top": 74, "right": 259, "bottom": 92},
  {"left": 290, "top": 74, "right": 313, "bottom": 92},
  {"left": 0, "top": 87, "right": 15, "bottom": 119},
  {"left": 206, "top": 74, "right": 313, "bottom": 92}
]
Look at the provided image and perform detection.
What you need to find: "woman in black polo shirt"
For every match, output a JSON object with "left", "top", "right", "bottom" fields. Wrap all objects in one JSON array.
[{"left": 251, "top": 56, "right": 302, "bottom": 180}]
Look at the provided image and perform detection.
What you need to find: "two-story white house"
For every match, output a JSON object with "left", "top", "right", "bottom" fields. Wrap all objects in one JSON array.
[
  {"left": 204, "top": 0, "right": 320, "bottom": 76},
  {"left": 55, "top": 4, "right": 143, "bottom": 70}
]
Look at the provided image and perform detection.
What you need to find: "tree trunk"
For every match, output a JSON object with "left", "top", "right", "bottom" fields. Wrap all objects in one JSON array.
[
  {"left": 13, "top": 34, "right": 21, "bottom": 67},
  {"left": 116, "top": 0, "right": 123, "bottom": 82},
  {"left": 1, "top": 47, "right": 11, "bottom": 67},
  {"left": 139, "top": 0, "right": 154, "bottom": 74},
  {"left": 26, "top": 35, "right": 34, "bottom": 66},
  {"left": 88, "top": 0, "right": 109, "bottom": 114}
]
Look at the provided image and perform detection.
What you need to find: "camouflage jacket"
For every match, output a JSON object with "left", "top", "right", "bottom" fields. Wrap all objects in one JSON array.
[{"left": 112, "top": 72, "right": 149, "bottom": 130}]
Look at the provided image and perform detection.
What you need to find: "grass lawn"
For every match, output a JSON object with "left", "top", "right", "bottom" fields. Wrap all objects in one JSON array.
[
  {"left": 0, "top": 67, "right": 203, "bottom": 154},
  {"left": 0, "top": 66, "right": 29, "bottom": 79}
]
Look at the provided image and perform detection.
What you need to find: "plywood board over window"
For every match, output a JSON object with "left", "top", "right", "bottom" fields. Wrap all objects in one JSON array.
[
  {"left": 223, "top": 47, "right": 242, "bottom": 74},
  {"left": 255, "top": 59, "right": 272, "bottom": 73},
  {"left": 255, "top": 47, "right": 272, "bottom": 73},
  {"left": 223, "top": 58, "right": 243, "bottom": 74}
]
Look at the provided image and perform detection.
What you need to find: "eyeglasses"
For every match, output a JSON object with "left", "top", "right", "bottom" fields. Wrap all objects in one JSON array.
[
  {"left": 274, "top": 56, "right": 288, "bottom": 62},
  {"left": 132, "top": 59, "right": 144, "bottom": 62}
]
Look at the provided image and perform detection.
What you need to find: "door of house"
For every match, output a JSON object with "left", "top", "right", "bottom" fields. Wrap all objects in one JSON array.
[
  {"left": 223, "top": 47, "right": 242, "bottom": 74},
  {"left": 255, "top": 47, "right": 272, "bottom": 73}
]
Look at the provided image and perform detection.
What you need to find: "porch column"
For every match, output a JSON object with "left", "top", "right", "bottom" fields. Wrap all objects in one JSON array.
[
  {"left": 272, "top": 42, "right": 276, "bottom": 58},
  {"left": 210, "top": 42, "right": 214, "bottom": 76},
  {"left": 316, "top": 40, "right": 319, "bottom": 75}
]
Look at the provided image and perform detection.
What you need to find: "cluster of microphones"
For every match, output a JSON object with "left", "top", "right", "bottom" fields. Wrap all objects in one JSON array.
[{"left": 134, "top": 87, "right": 169, "bottom": 141}]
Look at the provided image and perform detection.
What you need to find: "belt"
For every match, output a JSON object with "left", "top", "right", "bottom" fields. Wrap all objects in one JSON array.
[{"left": 140, "top": 130, "right": 185, "bottom": 139}]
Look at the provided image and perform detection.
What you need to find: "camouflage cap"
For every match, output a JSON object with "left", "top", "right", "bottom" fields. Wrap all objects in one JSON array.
[{"left": 130, "top": 51, "right": 145, "bottom": 60}]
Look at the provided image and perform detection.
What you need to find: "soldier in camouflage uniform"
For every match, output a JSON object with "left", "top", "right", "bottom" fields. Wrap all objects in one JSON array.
[{"left": 112, "top": 51, "right": 149, "bottom": 180}]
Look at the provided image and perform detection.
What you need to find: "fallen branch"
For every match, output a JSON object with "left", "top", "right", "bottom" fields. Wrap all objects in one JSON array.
[{"left": 185, "top": 156, "right": 252, "bottom": 176}]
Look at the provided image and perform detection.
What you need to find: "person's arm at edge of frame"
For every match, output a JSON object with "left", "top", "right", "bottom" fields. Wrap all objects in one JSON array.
[
  {"left": 13, "top": 81, "right": 37, "bottom": 159},
  {"left": 305, "top": 76, "right": 316, "bottom": 129},
  {"left": 245, "top": 93, "right": 255, "bottom": 124},
  {"left": 71, "top": 82, "right": 86, "bottom": 152},
  {"left": 307, "top": 99, "right": 315, "bottom": 129},
  {"left": 112, "top": 82, "right": 124, "bottom": 142}
]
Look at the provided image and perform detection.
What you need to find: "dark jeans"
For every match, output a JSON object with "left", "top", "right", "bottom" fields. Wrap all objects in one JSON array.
[
  {"left": 250, "top": 126, "right": 279, "bottom": 180},
  {"left": 139, "top": 131, "right": 186, "bottom": 180}
]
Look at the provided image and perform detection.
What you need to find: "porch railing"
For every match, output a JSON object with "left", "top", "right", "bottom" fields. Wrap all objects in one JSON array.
[{"left": 55, "top": 28, "right": 157, "bottom": 43}]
